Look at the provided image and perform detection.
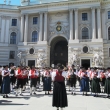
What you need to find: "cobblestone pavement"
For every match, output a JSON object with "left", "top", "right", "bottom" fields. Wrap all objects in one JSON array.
[{"left": 0, "top": 83, "right": 110, "bottom": 110}]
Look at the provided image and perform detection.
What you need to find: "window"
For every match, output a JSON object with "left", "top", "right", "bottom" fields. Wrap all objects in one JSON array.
[
  {"left": 108, "top": 11, "right": 110, "bottom": 19},
  {"left": 10, "top": 32, "right": 16, "bottom": 44},
  {"left": 108, "top": 27, "right": 110, "bottom": 40},
  {"left": 82, "top": 13, "right": 88, "bottom": 21},
  {"left": 12, "top": 19, "right": 17, "bottom": 26},
  {"left": 109, "top": 48, "right": 110, "bottom": 57},
  {"left": 82, "top": 27, "right": 89, "bottom": 39},
  {"left": 32, "top": 31, "right": 38, "bottom": 42},
  {"left": 33, "top": 17, "right": 38, "bottom": 24},
  {"left": 9, "top": 51, "right": 15, "bottom": 59}
]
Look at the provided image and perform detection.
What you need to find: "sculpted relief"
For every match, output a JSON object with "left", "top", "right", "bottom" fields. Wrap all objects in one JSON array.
[
  {"left": 68, "top": 47, "right": 80, "bottom": 66},
  {"left": 49, "top": 12, "right": 68, "bottom": 23},
  {"left": 36, "top": 49, "right": 47, "bottom": 68},
  {"left": 92, "top": 48, "right": 104, "bottom": 67},
  {"left": 48, "top": 12, "right": 69, "bottom": 39}
]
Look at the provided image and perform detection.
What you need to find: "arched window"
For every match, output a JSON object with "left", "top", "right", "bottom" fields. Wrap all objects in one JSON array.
[
  {"left": 82, "top": 27, "right": 89, "bottom": 39},
  {"left": 32, "top": 31, "right": 38, "bottom": 42},
  {"left": 108, "top": 27, "right": 110, "bottom": 40},
  {"left": 10, "top": 32, "right": 16, "bottom": 44}
]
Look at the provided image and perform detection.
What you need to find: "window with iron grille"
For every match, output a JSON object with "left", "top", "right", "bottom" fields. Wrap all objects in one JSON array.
[
  {"left": 9, "top": 51, "right": 15, "bottom": 59},
  {"left": 32, "top": 31, "right": 38, "bottom": 42},
  {"left": 108, "top": 27, "right": 110, "bottom": 40},
  {"left": 82, "top": 27, "right": 89, "bottom": 39},
  {"left": 10, "top": 32, "right": 16, "bottom": 44},
  {"left": 12, "top": 19, "right": 17, "bottom": 26},
  {"left": 33, "top": 17, "right": 38, "bottom": 24},
  {"left": 82, "top": 13, "right": 88, "bottom": 21},
  {"left": 108, "top": 11, "right": 110, "bottom": 19}
]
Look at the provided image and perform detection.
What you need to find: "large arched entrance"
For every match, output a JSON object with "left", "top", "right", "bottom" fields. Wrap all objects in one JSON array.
[{"left": 50, "top": 36, "right": 68, "bottom": 67}]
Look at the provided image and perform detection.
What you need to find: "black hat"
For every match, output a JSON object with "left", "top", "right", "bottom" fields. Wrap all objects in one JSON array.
[
  {"left": 3, "top": 65, "right": 8, "bottom": 68},
  {"left": 107, "top": 67, "right": 110, "bottom": 70},
  {"left": 72, "top": 64, "right": 75, "bottom": 67}
]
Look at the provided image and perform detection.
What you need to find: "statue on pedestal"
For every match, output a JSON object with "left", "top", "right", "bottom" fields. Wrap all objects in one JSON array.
[{"left": 93, "top": 52, "right": 103, "bottom": 67}]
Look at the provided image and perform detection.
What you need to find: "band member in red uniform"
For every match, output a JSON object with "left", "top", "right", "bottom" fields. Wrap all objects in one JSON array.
[
  {"left": 23, "top": 67, "right": 29, "bottom": 91},
  {"left": 16, "top": 66, "right": 24, "bottom": 96},
  {"left": 52, "top": 67, "right": 68, "bottom": 110},
  {"left": 29, "top": 66, "right": 38, "bottom": 95}
]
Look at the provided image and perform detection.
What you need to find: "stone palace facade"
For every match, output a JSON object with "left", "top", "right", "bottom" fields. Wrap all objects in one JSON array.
[{"left": 0, "top": 0, "right": 110, "bottom": 68}]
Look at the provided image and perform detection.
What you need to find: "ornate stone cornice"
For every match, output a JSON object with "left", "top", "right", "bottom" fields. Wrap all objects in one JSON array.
[{"left": 18, "top": 0, "right": 103, "bottom": 10}]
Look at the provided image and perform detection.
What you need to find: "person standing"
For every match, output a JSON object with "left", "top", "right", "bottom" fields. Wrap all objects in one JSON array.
[
  {"left": 16, "top": 66, "right": 24, "bottom": 96},
  {"left": 91, "top": 68, "right": 101, "bottom": 97},
  {"left": 104, "top": 67, "right": 110, "bottom": 98},
  {"left": 10, "top": 66, "right": 16, "bottom": 92},
  {"left": 0, "top": 66, "right": 3, "bottom": 93},
  {"left": 2, "top": 65, "right": 10, "bottom": 98},
  {"left": 80, "top": 67, "right": 89, "bottom": 96},
  {"left": 43, "top": 68, "right": 51, "bottom": 95},
  {"left": 100, "top": 69, "right": 106, "bottom": 93},
  {"left": 52, "top": 67, "right": 68, "bottom": 110},
  {"left": 29, "top": 66, "right": 38, "bottom": 95},
  {"left": 68, "top": 68, "right": 77, "bottom": 95}
]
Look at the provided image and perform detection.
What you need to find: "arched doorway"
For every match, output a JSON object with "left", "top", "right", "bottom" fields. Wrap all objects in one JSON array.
[{"left": 50, "top": 36, "right": 68, "bottom": 67}]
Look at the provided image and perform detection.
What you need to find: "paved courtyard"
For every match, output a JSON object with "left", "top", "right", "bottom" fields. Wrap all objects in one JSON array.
[{"left": 0, "top": 84, "right": 110, "bottom": 110}]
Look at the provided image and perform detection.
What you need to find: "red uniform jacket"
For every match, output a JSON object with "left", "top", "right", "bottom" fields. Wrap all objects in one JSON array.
[
  {"left": 17, "top": 69, "right": 24, "bottom": 79},
  {"left": 30, "top": 70, "right": 38, "bottom": 79}
]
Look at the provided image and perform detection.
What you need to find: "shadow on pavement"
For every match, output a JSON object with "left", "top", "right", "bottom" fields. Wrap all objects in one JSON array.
[{"left": 0, "top": 100, "right": 28, "bottom": 105}]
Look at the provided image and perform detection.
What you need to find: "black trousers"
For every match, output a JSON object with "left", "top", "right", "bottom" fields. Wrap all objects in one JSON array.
[
  {"left": 0, "top": 75, "right": 2, "bottom": 86},
  {"left": 30, "top": 78, "right": 37, "bottom": 87},
  {"left": 23, "top": 78, "right": 27, "bottom": 86},
  {"left": 17, "top": 79, "right": 24, "bottom": 89},
  {"left": 10, "top": 76, "right": 16, "bottom": 85}
]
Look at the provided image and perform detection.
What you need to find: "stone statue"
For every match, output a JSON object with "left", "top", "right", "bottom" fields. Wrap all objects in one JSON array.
[
  {"left": 20, "top": 57, "right": 26, "bottom": 66},
  {"left": 37, "top": 53, "right": 46, "bottom": 68},
  {"left": 93, "top": 52, "right": 103, "bottom": 67},
  {"left": 69, "top": 53, "right": 79, "bottom": 66},
  {"left": 17, "top": 52, "right": 26, "bottom": 66}
]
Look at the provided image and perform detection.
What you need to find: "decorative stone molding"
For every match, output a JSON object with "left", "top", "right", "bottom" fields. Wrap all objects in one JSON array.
[
  {"left": 36, "top": 49, "right": 47, "bottom": 67},
  {"left": 9, "top": 28, "right": 19, "bottom": 34},
  {"left": 68, "top": 47, "right": 80, "bottom": 66},
  {"left": 31, "top": 26, "right": 39, "bottom": 32},
  {"left": 92, "top": 47, "right": 104, "bottom": 67},
  {"left": 49, "top": 21, "right": 69, "bottom": 37}
]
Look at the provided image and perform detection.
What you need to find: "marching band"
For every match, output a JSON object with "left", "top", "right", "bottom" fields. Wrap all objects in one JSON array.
[{"left": 0, "top": 64, "right": 110, "bottom": 109}]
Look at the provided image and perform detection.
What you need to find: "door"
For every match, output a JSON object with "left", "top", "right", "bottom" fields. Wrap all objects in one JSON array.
[
  {"left": 28, "top": 60, "right": 35, "bottom": 68},
  {"left": 81, "top": 59, "right": 90, "bottom": 69}
]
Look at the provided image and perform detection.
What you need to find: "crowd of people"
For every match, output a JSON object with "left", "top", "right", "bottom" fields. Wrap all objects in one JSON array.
[{"left": 0, "top": 64, "right": 110, "bottom": 110}]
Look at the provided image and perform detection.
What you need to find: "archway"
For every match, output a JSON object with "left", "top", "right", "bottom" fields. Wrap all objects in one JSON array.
[{"left": 50, "top": 36, "right": 68, "bottom": 67}]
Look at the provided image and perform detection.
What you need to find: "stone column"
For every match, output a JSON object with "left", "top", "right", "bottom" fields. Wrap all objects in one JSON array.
[
  {"left": 5, "top": 16, "right": 10, "bottom": 43},
  {"left": 20, "top": 14, "right": 24, "bottom": 42},
  {"left": 69, "top": 9, "right": 73, "bottom": 40},
  {"left": 24, "top": 14, "right": 28, "bottom": 43},
  {"left": 0, "top": 16, "right": 6, "bottom": 43},
  {"left": 91, "top": 7, "right": 96, "bottom": 39},
  {"left": 44, "top": 12, "right": 47, "bottom": 41},
  {"left": 74, "top": 8, "right": 78, "bottom": 40},
  {"left": 0, "top": 16, "right": 1, "bottom": 42},
  {"left": 39, "top": 12, "right": 43, "bottom": 41},
  {"left": 97, "top": 7, "right": 102, "bottom": 39}
]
